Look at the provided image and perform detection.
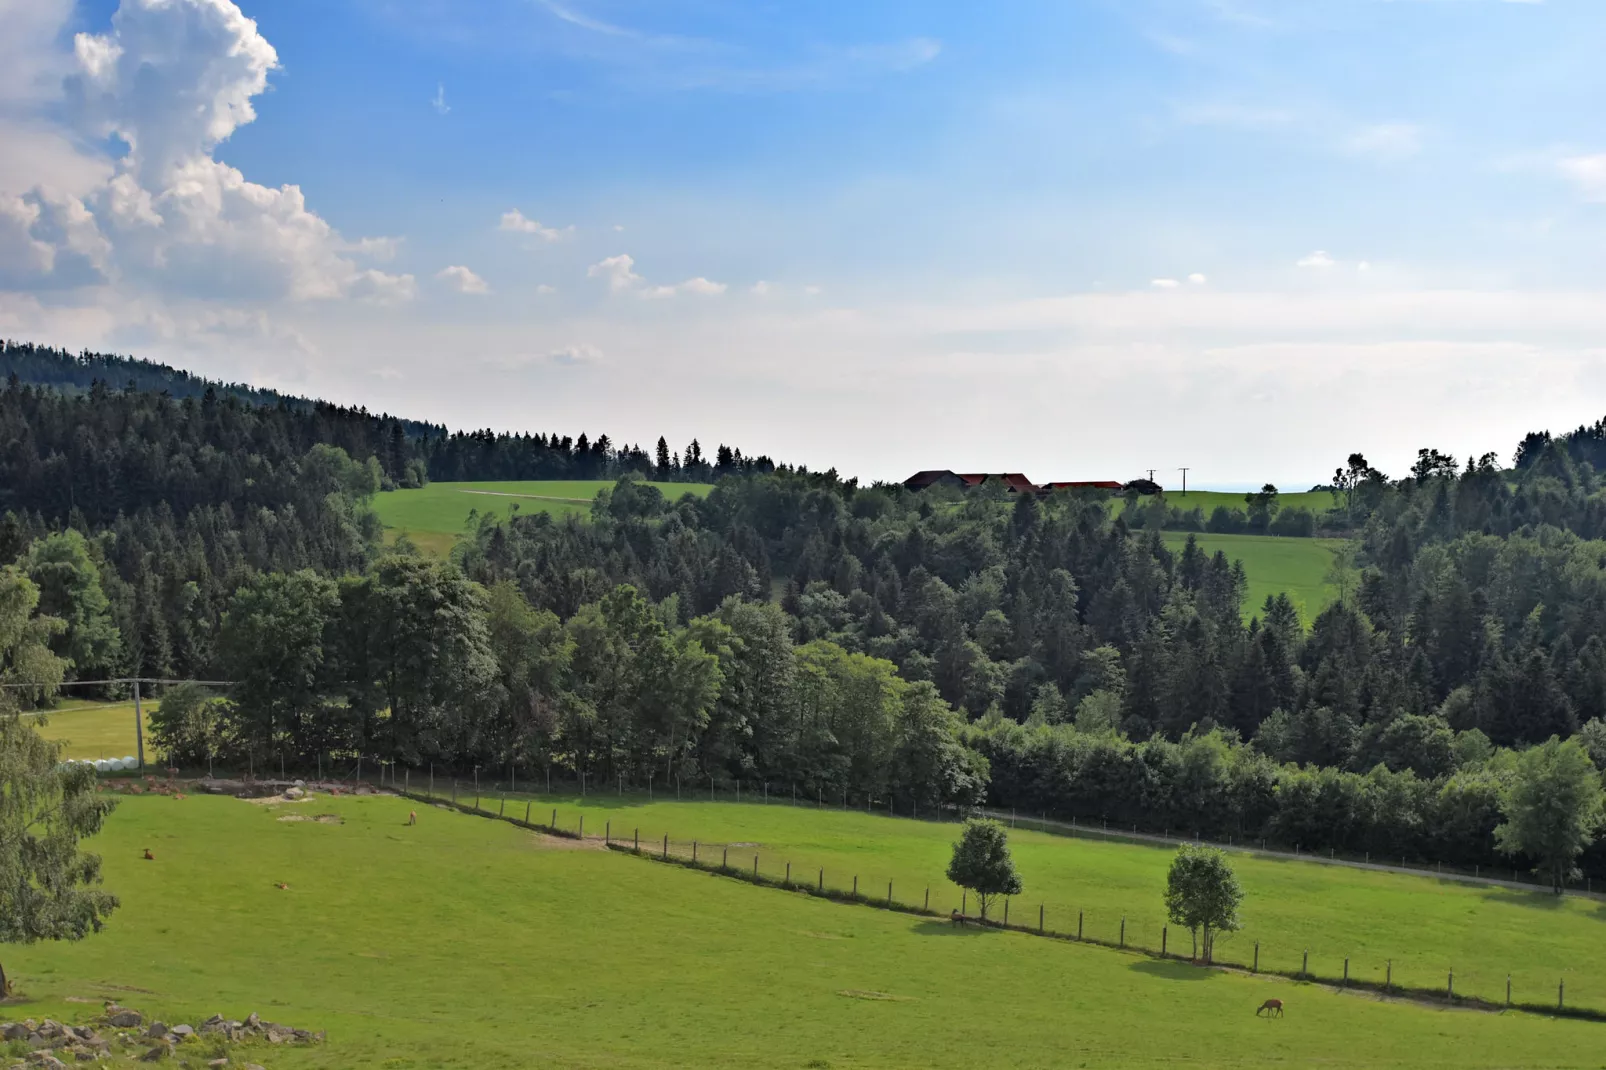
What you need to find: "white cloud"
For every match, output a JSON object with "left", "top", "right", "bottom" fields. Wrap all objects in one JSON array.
[
  {"left": 1296, "top": 250, "right": 1335, "bottom": 268},
  {"left": 1346, "top": 122, "right": 1422, "bottom": 160},
  {"left": 535, "top": 283, "right": 557, "bottom": 295},
  {"left": 1151, "top": 278, "right": 1180, "bottom": 289},
  {"left": 0, "top": 0, "right": 412, "bottom": 307},
  {"left": 499, "top": 209, "right": 573, "bottom": 242},
  {"left": 750, "top": 280, "right": 771, "bottom": 295},
  {"left": 486, "top": 343, "right": 603, "bottom": 369},
  {"left": 588, "top": 253, "right": 723, "bottom": 297},
  {"left": 1559, "top": 154, "right": 1606, "bottom": 202},
  {"left": 587, "top": 253, "right": 643, "bottom": 292},
  {"left": 612, "top": 223, "right": 625, "bottom": 232},
  {"left": 437, "top": 265, "right": 489, "bottom": 294},
  {"left": 648, "top": 276, "right": 726, "bottom": 298},
  {"left": 548, "top": 343, "right": 602, "bottom": 365},
  {"left": 1187, "top": 273, "right": 1208, "bottom": 285},
  {"left": 432, "top": 82, "right": 450, "bottom": 115},
  {"left": 804, "top": 285, "right": 823, "bottom": 296}
]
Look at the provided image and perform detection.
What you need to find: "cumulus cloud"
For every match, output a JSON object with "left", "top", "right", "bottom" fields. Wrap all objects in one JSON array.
[
  {"left": 437, "top": 265, "right": 490, "bottom": 294},
  {"left": 587, "top": 253, "right": 643, "bottom": 292},
  {"left": 0, "top": 0, "right": 413, "bottom": 307},
  {"left": 647, "top": 276, "right": 726, "bottom": 298},
  {"left": 1296, "top": 250, "right": 1336, "bottom": 268},
  {"left": 587, "top": 253, "right": 724, "bottom": 297},
  {"left": 499, "top": 209, "right": 573, "bottom": 242},
  {"left": 1559, "top": 154, "right": 1606, "bottom": 202},
  {"left": 1187, "top": 273, "right": 1208, "bottom": 285},
  {"left": 1151, "top": 278, "right": 1180, "bottom": 289}
]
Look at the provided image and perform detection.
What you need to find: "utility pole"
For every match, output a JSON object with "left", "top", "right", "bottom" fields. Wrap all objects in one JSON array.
[
  {"left": 1146, "top": 468, "right": 1157, "bottom": 483},
  {"left": 133, "top": 679, "right": 145, "bottom": 771},
  {"left": 1178, "top": 467, "right": 1191, "bottom": 496}
]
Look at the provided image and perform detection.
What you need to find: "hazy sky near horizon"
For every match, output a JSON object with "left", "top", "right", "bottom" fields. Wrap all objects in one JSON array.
[{"left": 3, "top": 0, "right": 1606, "bottom": 488}]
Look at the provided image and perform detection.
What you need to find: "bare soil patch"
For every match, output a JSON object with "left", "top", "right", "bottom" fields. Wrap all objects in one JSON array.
[{"left": 529, "top": 832, "right": 608, "bottom": 851}]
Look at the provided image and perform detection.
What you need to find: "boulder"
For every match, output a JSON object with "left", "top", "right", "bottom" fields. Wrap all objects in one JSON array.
[
  {"left": 205, "top": 1060, "right": 229, "bottom": 1069},
  {"left": 106, "top": 1011, "right": 142, "bottom": 1029},
  {"left": 146, "top": 1022, "right": 167, "bottom": 1038},
  {"left": 169, "top": 1024, "right": 194, "bottom": 1040},
  {"left": 242, "top": 1013, "right": 261, "bottom": 1032},
  {"left": 2, "top": 1023, "right": 30, "bottom": 1040}
]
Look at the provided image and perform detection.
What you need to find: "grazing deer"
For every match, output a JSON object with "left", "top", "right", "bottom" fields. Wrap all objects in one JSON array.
[
  {"left": 1256, "top": 998, "right": 1283, "bottom": 1018},
  {"left": 950, "top": 909, "right": 974, "bottom": 927},
  {"left": 408, "top": 810, "right": 417, "bottom": 826},
  {"left": 142, "top": 848, "right": 155, "bottom": 861}
]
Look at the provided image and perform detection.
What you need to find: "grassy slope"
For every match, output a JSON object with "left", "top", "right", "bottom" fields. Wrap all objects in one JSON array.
[
  {"left": 447, "top": 793, "right": 1606, "bottom": 1014},
  {"left": 11, "top": 793, "right": 1606, "bottom": 1069},
  {"left": 1159, "top": 532, "right": 1345, "bottom": 623},
  {"left": 27, "top": 699, "right": 155, "bottom": 761},
  {"left": 371, "top": 480, "right": 715, "bottom": 556}
]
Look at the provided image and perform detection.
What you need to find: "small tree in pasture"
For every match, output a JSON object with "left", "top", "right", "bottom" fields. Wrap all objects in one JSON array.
[
  {"left": 1164, "top": 844, "right": 1242, "bottom": 964},
  {"left": 946, "top": 818, "right": 1022, "bottom": 920}
]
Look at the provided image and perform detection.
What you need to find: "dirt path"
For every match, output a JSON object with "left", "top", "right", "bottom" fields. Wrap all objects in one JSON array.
[{"left": 459, "top": 489, "right": 593, "bottom": 504}]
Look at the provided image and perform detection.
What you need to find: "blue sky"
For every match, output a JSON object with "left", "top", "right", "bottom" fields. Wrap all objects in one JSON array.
[{"left": 3, "top": 0, "right": 1606, "bottom": 486}]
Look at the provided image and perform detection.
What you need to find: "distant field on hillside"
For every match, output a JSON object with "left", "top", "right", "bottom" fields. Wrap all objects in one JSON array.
[
  {"left": 372, "top": 479, "right": 715, "bottom": 555},
  {"left": 1114, "top": 488, "right": 1338, "bottom": 518},
  {"left": 12, "top": 792, "right": 1606, "bottom": 1068},
  {"left": 1160, "top": 532, "right": 1346, "bottom": 623}
]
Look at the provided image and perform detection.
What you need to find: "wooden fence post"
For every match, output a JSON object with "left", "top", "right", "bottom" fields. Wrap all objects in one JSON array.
[
  {"left": 819, "top": 868, "right": 824, "bottom": 892},
  {"left": 1448, "top": 972, "right": 1454, "bottom": 1000},
  {"left": 1120, "top": 916, "right": 1125, "bottom": 948},
  {"left": 888, "top": 880, "right": 893, "bottom": 905},
  {"left": 963, "top": 892, "right": 968, "bottom": 915},
  {"left": 551, "top": 808, "right": 556, "bottom": 829},
  {"left": 753, "top": 855, "right": 759, "bottom": 878},
  {"left": 1506, "top": 976, "right": 1511, "bottom": 1006},
  {"left": 1253, "top": 942, "right": 1258, "bottom": 972},
  {"left": 1039, "top": 904, "right": 1045, "bottom": 934},
  {"left": 1559, "top": 979, "right": 1565, "bottom": 1010},
  {"left": 925, "top": 888, "right": 930, "bottom": 911},
  {"left": 722, "top": 847, "right": 728, "bottom": 869},
  {"left": 693, "top": 841, "right": 698, "bottom": 863},
  {"left": 578, "top": 816, "right": 583, "bottom": 839},
  {"left": 1386, "top": 960, "right": 1391, "bottom": 990},
  {"left": 1162, "top": 926, "right": 1167, "bottom": 956},
  {"left": 1004, "top": 899, "right": 1010, "bottom": 926},
  {"left": 500, "top": 794, "right": 505, "bottom": 817},
  {"left": 1302, "top": 949, "right": 1308, "bottom": 978},
  {"left": 606, "top": 821, "right": 611, "bottom": 845},
  {"left": 853, "top": 875, "right": 858, "bottom": 896},
  {"left": 1343, "top": 958, "right": 1349, "bottom": 985},
  {"left": 786, "top": 862, "right": 791, "bottom": 884},
  {"left": 664, "top": 835, "right": 669, "bottom": 860},
  {"left": 1078, "top": 911, "right": 1083, "bottom": 940},
  {"left": 524, "top": 801, "right": 531, "bottom": 824}
]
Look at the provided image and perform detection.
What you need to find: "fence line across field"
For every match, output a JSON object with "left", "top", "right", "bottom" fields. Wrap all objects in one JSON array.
[{"left": 391, "top": 777, "right": 1603, "bottom": 1020}]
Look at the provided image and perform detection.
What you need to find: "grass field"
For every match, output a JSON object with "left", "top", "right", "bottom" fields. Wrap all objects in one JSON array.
[
  {"left": 417, "top": 791, "right": 1606, "bottom": 1015},
  {"left": 1159, "top": 532, "right": 1346, "bottom": 623},
  {"left": 25, "top": 699, "right": 154, "bottom": 761},
  {"left": 10, "top": 792, "right": 1606, "bottom": 1069},
  {"left": 372, "top": 479, "right": 716, "bottom": 556},
  {"left": 1133, "top": 489, "right": 1339, "bottom": 516}
]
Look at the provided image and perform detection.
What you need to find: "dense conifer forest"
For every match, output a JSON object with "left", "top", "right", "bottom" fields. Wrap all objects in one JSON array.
[{"left": 8, "top": 340, "right": 1606, "bottom": 880}]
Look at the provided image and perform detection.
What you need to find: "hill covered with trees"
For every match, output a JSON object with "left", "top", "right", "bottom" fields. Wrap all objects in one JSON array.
[{"left": 6, "top": 339, "right": 1606, "bottom": 883}]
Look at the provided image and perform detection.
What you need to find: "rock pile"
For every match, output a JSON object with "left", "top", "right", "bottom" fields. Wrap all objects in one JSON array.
[{"left": 2, "top": 1004, "right": 323, "bottom": 1067}]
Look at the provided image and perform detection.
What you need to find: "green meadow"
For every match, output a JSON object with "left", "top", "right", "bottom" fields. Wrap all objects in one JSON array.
[
  {"left": 26, "top": 699, "right": 154, "bottom": 761},
  {"left": 10, "top": 791, "right": 1606, "bottom": 1069},
  {"left": 411, "top": 790, "right": 1606, "bottom": 1015},
  {"left": 1159, "top": 532, "right": 1347, "bottom": 623},
  {"left": 1149, "top": 488, "right": 1338, "bottom": 515},
  {"left": 371, "top": 479, "right": 715, "bottom": 556}
]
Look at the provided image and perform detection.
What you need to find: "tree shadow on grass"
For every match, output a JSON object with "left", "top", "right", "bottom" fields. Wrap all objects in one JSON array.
[
  {"left": 1481, "top": 888, "right": 1569, "bottom": 911},
  {"left": 1129, "top": 959, "right": 1216, "bottom": 982},
  {"left": 913, "top": 920, "right": 995, "bottom": 937}
]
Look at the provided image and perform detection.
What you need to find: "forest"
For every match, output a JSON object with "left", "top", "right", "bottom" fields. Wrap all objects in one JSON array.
[{"left": 6, "top": 342, "right": 1606, "bottom": 880}]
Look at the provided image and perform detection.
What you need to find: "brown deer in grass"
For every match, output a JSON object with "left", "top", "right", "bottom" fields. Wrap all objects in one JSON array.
[{"left": 1256, "top": 998, "right": 1283, "bottom": 1017}]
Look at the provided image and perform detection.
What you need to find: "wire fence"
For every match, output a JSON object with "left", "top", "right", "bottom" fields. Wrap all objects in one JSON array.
[{"left": 381, "top": 775, "right": 1606, "bottom": 1024}]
